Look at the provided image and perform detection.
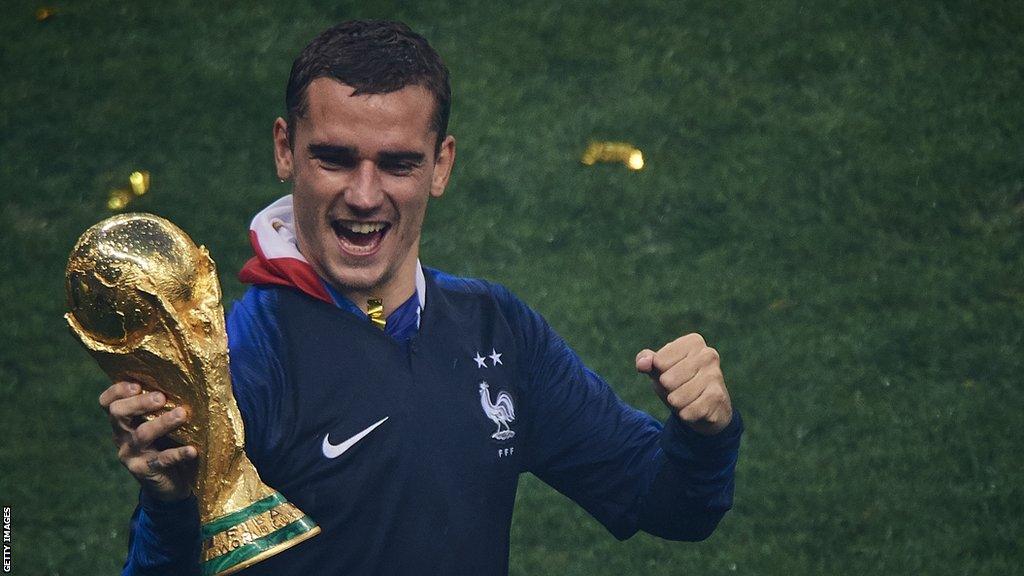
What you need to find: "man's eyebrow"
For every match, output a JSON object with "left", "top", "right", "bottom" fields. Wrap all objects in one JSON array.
[
  {"left": 307, "top": 143, "right": 357, "bottom": 157},
  {"left": 307, "top": 144, "right": 424, "bottom": 164},
  {"left": 377, "top": 150, "right": 426, "bottom": 164}
]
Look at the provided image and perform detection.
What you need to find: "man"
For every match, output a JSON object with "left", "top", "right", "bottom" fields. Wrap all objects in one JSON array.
[{"left": 99, "top": 20, "right": 742, "bottom": 575}]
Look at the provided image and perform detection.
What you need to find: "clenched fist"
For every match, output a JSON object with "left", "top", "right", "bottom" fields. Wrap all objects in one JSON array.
[{"left": 636, "top": 333, "right": 733, "bottom": 436}]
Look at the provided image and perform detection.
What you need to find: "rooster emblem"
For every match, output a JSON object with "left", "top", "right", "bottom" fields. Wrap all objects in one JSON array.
[{"left": 479, "top": 382, "right": 516, "bottom": 440}]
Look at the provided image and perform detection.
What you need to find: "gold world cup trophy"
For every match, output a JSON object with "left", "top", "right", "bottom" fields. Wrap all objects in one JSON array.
[{"left": 64, "top": 213, "right": 320, "bottom": 576}]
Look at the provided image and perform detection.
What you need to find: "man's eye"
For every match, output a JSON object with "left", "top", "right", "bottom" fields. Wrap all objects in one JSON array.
[
  {"left": 382, "top": 163, "right": 417, "bottom": 176},
  {"left": 315, "top": 157, "right": 355, "bottom": 170}
]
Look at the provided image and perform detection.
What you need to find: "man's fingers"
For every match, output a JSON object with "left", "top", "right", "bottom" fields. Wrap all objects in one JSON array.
[
  {"left": 677, "top": 380, "right": 732, "bottom": 434},
  {"left": 665, "top": 376, "right": 706, "bottom": 409},
  {"left": 653, "top": 346, "right": 720, "bottom": 392},
  {"left": 132, "top": 407, "right": 188, "bottom": 450},
  {"left": 126, "top": 445, "right": 197, "bottom": 478},
  {"left": 657, "top": 355, "right": 702, "bottom": 393},
  {"left": 644, "top": 333, "right": 732, "bottom": 435},
  {"left": 147, "top": 445, "right": 198, "bottom": 471},
  {"left": 108, "top": 391, "right": 167, "bottom": 421},
  {"left": 679, "top": 383, "right": 718, "bottom": 422},
  {"left": 100, "top": 382, "right": 196, "bottom": 501},
  {"left": 651, "top": 333, "right": 707, "bottom": 373},
  {"left": 635, "top": 349, "right": 656, "bottom": 374},
  {"left": 99, "top": 381, "right": 142, "bottom": 409},
  {"left": 664, "top": 359, "right": 723, "bottom": 406}
]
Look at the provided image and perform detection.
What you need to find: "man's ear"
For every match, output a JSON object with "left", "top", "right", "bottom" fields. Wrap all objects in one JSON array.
[
  {"left": 273, "top": 117, "right": 294, "bottom": 181},
  {"left": 430, "top": 135, "right": 456, "bottom": 199}
]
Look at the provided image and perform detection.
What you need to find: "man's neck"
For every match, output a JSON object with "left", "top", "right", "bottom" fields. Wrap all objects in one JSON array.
[{"left": 333, "top": 261, "right": 419, "bottom": 317}]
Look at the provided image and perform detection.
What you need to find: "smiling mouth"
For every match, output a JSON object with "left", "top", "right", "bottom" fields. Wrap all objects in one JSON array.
[{"left": 331, "top": 220, "right": 391, "bottom": 255}]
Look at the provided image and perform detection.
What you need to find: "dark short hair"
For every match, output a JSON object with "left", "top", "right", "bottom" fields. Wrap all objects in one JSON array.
[{"left": 285, "top": 20, "right": 451, "bottom": 153}]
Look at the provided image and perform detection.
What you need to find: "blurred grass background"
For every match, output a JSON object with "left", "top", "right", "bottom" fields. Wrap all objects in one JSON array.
[{"left": 1, "top": 0, "right": 1022, "bottom": 574}]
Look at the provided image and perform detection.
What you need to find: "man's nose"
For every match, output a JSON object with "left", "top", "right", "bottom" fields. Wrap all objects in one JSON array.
[{"left": 345, "top": 160, "right": 384, "bottom": 213}]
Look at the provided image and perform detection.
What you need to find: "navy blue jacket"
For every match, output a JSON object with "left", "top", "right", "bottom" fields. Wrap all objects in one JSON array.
[{"left": 124, "top": 268, "right": 742, "bottom": 575}]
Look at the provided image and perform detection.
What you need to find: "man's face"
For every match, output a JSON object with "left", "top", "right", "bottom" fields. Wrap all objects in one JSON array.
[{"left": 273, "top": 79, "right": 455, "bottom": 303}]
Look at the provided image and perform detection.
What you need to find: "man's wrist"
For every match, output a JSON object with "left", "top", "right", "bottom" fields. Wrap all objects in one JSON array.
[
  {"left": 662, "top": 408, "right": 743, "bottom": 461},
  {"left": 139, "top": 487, "right": 197, "bottom": 516}
]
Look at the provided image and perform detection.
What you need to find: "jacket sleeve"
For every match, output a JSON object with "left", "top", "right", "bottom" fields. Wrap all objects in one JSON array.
[
  {"left": 122, "top": 491, "right": 201, "bottom": 576},
  {"left": 637, "top": 410, "right": 743, "bottom": 540},
  {"left": 495, "top": 284, "right": 742, "bottom": 541}
]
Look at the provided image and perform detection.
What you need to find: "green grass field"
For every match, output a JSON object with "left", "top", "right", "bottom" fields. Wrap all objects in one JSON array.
[{"left": 2, "top": 0, "right": 1022, "bottom": 574}]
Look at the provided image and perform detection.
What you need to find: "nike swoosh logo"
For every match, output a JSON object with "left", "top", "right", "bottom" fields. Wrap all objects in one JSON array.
[{"left": 321, "top": 416, "right": 389, "bottom": 459}]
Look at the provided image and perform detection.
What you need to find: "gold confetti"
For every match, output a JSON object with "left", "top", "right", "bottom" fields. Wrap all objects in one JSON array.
[
  {"left": 581, "top": 141, "right": 645, "bottom": 171},
  {"left": 129, "top": 170, "right": 151, "bottom": 195},
  {"left": 367, "top": 298, "right": 385, "bottom": 330},
  {"left": 106, "top": 188, "right": 133, "bottom": 211},
  {"left": 107, "top": 170, "right": 151, "bottom": 211},
  {"left": 35, "top": 7, "right": 56, "bottom": 21}
]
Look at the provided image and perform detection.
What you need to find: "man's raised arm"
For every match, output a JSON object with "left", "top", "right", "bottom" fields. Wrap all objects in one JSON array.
[{"left": 495, "top": 284, "right": 742, "bottom": 541}]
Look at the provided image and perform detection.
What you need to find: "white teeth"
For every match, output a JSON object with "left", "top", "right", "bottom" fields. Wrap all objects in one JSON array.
[{"left": 343, "top": 222, "right": 386, "bottom": 234}]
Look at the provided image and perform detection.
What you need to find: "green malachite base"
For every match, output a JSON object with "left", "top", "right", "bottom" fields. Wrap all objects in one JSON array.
[{"left": 200, "top": 492, "right": 320, "bottom": 576}]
